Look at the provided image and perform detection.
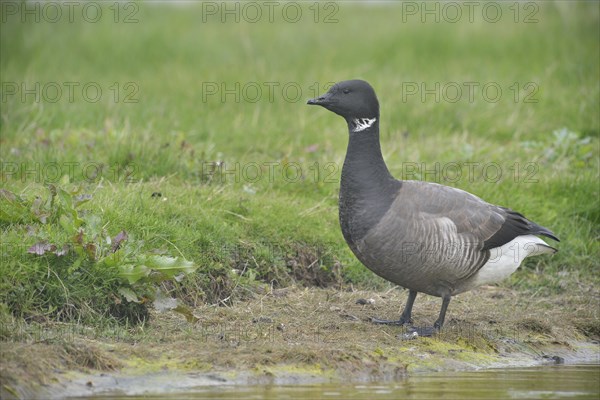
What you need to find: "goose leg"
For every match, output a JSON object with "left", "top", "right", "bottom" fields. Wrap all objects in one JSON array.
[
  {"left": 372, "top": 290, "right": 417, "bottom": 325},
  {"left": 433, "top": 295, "right": 451, "bottom": 330},
  {"left": 406, "top": 295, "right": 452, "bottom": 337}
]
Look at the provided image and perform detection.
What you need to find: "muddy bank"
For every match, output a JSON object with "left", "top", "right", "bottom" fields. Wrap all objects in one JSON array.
[{"left": 1, "top": 286, "right": 599, "bottom": 399}]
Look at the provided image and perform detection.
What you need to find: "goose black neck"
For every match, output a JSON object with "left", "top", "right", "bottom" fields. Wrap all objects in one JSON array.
[
  {"left": 339, "top": 119, "right": 400, "bottom": 246},
  {"left": 342, "top": 120, "right": 395, "bottom": 188}
]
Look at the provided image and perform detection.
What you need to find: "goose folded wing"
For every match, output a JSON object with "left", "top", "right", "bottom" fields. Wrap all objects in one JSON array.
[{"left": 385, "top": 181, "right": 556, "bottom": 280}]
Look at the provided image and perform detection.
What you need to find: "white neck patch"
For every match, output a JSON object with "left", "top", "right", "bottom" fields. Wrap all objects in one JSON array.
[{"left": 351, "top": 117, "right": 377, "bottom": 132}]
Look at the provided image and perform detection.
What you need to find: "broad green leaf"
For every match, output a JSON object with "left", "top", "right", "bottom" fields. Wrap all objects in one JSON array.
[
  {"left": 118, "top": 287, "right": 140, "bottom": 303},
  {"left": 118, "top": 264, "right": 150, "bottom": 284},
  {"left": 142, "top": 255, "right": 199, "bottom": 278},
  {"left": 102, "top": 249, "right": 124, "bottom": 268},
  {"left": 57, "top": 187, "right": 84, "bottom": 227},
  {"left": 57, "top": 187, "right": 73, "bottom": 211}
]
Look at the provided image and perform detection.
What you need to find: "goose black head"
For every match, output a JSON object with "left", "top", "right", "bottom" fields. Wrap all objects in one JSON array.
[{"left": 307, "top": 80, "right": 380, "bottom": 126}]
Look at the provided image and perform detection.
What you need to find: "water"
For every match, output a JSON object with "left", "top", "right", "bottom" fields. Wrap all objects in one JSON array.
[{"left": 71, "top": 364, "right": 600, "bottom": 399}]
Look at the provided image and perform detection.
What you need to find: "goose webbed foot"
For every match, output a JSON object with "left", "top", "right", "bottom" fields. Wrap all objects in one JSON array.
[
  {"left": 402, "top": 295, "right": 451, "bottom": 337},
  {"left": 370, "top": 289, "right": 417, "bottom": 326},
  {"left": 382, "top": 293, "right": 452, "bottom": 339},
  {"left": 402, "top": 325, "right": 439, "bottom": 338}
]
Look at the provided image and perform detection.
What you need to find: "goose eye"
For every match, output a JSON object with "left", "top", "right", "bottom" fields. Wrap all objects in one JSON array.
[{"left": 343, "top": 89, "right": 350, "bottom": 94}]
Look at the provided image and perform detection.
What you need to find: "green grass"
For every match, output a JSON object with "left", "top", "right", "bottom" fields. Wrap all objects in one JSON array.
[{"left": 1, "top": 2, "right": 598, "bottom": 325}]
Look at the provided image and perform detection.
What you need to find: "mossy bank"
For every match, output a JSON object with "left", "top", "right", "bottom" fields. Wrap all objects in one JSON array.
[{"left": 2, "top": 286, "right": 598, "bottom": 398}]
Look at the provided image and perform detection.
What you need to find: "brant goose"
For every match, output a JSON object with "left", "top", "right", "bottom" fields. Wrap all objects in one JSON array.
[{"left": 307, "top": 79, "right": 559, "bottom": 335}]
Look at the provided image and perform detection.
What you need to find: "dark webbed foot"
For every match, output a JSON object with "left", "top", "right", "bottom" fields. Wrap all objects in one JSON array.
[
  {"left": 374, "top": 293, "right": 451, "bottom": 339},
  {"left": 371, "top": 290, "right": 417, "bottom": 326},
  {"left": 404, "top": 325, "right": 439, "bottom": 337},
  {"left": 408, "top": 296, "right": 450, "bottom": 337}
]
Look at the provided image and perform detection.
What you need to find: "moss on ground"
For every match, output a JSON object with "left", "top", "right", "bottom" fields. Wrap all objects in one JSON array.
[{"left": 1, "top": 286, "right": 598, "bottom": 398}]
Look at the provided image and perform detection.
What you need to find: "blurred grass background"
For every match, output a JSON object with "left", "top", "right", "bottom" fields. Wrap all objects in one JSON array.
[{"left": 0, "top": 1, "right": 598, "bottom": 324}]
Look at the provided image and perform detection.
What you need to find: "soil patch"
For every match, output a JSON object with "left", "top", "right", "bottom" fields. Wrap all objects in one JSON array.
[{"left": 1, "top": 286, "right": 598, "bottom": 398}]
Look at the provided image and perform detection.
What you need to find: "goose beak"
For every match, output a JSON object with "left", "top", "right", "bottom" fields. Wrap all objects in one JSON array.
[
  {"left": 307, "top": 97, "right": 323, "bottom": 105},
  {"left": 307, "top": 92, "right": 331, "bottom": 106}
]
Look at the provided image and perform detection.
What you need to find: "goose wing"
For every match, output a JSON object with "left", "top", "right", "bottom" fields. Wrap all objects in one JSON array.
[
  {"left": 400, "top": 180, "right": 558, "bottom": 247},
  {"left": 360, "top": 180, "right": 558, "bottom": 285}
]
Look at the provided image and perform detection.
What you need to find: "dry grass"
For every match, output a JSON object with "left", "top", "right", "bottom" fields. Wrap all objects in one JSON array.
[{"left": 2, "top": 285, "right": 598, "bottom": 396}]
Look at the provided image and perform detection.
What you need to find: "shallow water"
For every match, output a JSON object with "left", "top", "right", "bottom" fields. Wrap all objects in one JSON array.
[{"left": 69, "top": 364, "right": 600, "bottom": 400}]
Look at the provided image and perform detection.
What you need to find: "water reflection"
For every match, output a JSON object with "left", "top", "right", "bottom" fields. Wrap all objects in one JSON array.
[{"left": 72, "top": 364, "right": 600, "bottom": 399}]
